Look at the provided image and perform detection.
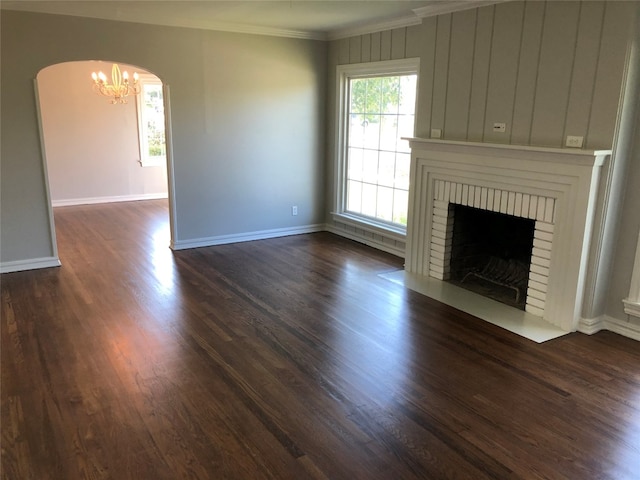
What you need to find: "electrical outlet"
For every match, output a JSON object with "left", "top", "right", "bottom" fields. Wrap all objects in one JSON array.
[
  {"left": 292, "top": 205, "right": 298, "bottom": 216},
  {"left": 566, "top": 135, "right": 584, "bottom": 148},
  {"left": 431, "top": 128, "right": 442, "bottom": 139},
  {"left": 493, "top": 122, "right": 506, "bottom": 133}
]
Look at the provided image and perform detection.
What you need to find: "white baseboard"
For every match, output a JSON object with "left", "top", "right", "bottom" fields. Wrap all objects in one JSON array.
[
  {"left": 171, "top": 224, "right": 325, "bottom": 250},
  {"left": 325, "top": 224, "right": 405, "bottom": 258},
  {"left": 577, "top": 316, "right": 605, "bottom": 335},
  {"left": 1, "top": 256, "right": 61, "bottom": 274},
  {"left": 578, "top": 314, "right": 640, "bottom": 341},
  {"left": 52, "top": 193, "right": 168, "bottom": 207}
]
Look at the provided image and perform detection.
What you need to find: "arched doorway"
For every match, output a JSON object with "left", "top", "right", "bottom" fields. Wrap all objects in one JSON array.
[{"left": 34, "top": 60, "right": 177, "bottom": 258}]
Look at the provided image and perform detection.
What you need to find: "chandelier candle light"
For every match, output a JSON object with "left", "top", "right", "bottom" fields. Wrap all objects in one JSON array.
[{"left": 91, "top": 64, "right": 140, "bottom": 104}]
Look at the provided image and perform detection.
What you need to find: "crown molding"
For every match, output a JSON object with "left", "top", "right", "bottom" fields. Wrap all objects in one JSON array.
[
  {"left": 327, "top": 14, "right": 422, "bottom": 41},
  {"left": 412, "top": 1, "right": 508, "bottom": 19},
  {"left": 160, "top": 17, "right": 327, "bottom": 41},
  {"left": 328, "top": 1, "right": 509, "bottom": 42}
]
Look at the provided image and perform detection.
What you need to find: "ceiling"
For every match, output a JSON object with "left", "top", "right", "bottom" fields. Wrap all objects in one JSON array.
[{"left": 0, "top": 1, "right": 505, "bottom": 40}]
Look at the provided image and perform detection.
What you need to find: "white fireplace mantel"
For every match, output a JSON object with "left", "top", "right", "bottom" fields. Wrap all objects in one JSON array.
[{"left": 404, "top": 138, "right": 611, "bottom": 332}]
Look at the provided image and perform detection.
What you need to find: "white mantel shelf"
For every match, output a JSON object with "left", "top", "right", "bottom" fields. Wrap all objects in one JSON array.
[
  {"left": 404, "top": 137, "right": 610, "bottom": 165},
  {"left": 404, "top": 138, "right": 612, "bottom": 333}
]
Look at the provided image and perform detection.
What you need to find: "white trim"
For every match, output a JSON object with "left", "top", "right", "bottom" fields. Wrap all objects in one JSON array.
[
  {"left": 163, "top": 84, "right": 178, "bottom": 254},
  {"left": 606, "top": 315, "right": 640, "bottom": 341},
  {"left": 171, "top": 224, "right": 325, "bottom": 251},
  {"left": 52, "top": 193, "right": 168, "bottom": 207},
  {"left": 577, "top": 316, "right": 605, "bottom": 336},
  {"left": 325, "top": 224, "right": 404, "bottom": 258},
  {"left": 327, "top": 1, "right": 509, "bottom": 41},
  {"left": 412, "top": 1, "right": 508, "bottom": 19},
  {"left": 328, "top": 14, "right": 422, "bottom": 41},
  {"left": 33, "top": 78, "right": 60, "bottom": 264},
  {"left": 579, "top": 315, "right": 640, "bottom": 341},
  {"left": 623, "top": 299, "right": 640, "bottom": 318},
  {"left": 136, "top": 19, "right": 326, "bottom": 41},
  {"left": 330, "top": 212, "right": 406, "bottom": 242},
  {"left": 1, "top": 257, "right": 61, "bottom": 274}
]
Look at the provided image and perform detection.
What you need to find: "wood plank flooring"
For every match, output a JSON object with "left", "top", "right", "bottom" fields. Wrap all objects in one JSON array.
[{"left": 2, "top": 199, "right": 639, "bottom": 479}]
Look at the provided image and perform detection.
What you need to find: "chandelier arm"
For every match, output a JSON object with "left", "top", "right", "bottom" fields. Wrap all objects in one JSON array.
[{"left": 91, "top": 63, "right": 141, "bottom": 104}]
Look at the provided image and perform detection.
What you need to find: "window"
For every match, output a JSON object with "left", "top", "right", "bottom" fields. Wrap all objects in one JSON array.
[
  {"left": 334, "top": 59, "right": 419, "bottom": 234},
  {"left": 136, "top": 75, "right": 166, "bottom": 167}
]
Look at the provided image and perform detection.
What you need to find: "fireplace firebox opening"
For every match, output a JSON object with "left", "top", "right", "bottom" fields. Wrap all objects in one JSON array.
[{"left": 448, "top": 204, "right": 535, "bottom": 310}]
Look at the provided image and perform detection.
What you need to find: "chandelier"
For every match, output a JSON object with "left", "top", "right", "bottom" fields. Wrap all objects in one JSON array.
[{"left": 91, "top": 64, "right": 140, "bottom": 104}]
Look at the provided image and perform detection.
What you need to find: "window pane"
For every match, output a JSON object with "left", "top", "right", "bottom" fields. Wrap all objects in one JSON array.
[
  {"left": 362, "top": 115, "right": 381, "bottom": 150},
  {"left": 377, "top": 186, "right": 394, "bottom": 221},
  {"left": 349, "top": 121, "right": 365, "bottom": 149},
  {"left": 399, "top": 75, "right": 417, "bottom": 114},
  {"left": 393, "top": 189, "right": 409, "bottom": 226},
  {"left": 348, "top": 147, "right": 363, "bottom": 181},
  {"left": 365, "top": 78, "right": 382, "bottom": 115},
  {"left": 378, "top": 151, "right": 395, "bottom": 188},
  {"left": 347, "top": 180, "right": 362, "bottom": 213},
  {"left": 344, "top": 70, "right": 417, "bottom": 228},
  {"left": 361, "top": 183, "right": 377, "bottom": 217},
  {"left": 350, "top": 79, "right": 366, "bottom": 115},
  {"left": 395, "top": 153, "right": 410, "bottom": 190},
  {"left": 362, "top": 149, "right": 378, "bottom": 184},
  {"left": 379, "top": 115, "right": 398, "bottom": 151},
  {"left": 383, "top": 76, "right": 400, "bottom": 114}
]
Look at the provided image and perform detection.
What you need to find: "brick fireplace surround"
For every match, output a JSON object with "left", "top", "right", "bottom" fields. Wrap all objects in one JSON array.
[{"left": 404, "top": 139, "right": 611, "bottom": 333}]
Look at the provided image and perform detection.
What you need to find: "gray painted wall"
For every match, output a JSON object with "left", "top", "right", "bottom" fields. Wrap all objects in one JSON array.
[
  {"left": 325, "top": 0, "right": 639, "bottom": 324},
  {"left": 0, "top": 10, "right": 326, "bottom": 262}
]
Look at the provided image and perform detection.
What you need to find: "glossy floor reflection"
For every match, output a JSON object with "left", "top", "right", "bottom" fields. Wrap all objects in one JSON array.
[{"left": 380, "top": 270, "right": 569, "bottom": 343}]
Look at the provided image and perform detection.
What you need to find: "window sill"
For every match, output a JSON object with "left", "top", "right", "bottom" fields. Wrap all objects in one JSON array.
[
  {"left": 623, "top": 298, "right": 640, "bottom": 319},
  {"left": 331, "top": 212, "right": 406, "bottom": 241}
]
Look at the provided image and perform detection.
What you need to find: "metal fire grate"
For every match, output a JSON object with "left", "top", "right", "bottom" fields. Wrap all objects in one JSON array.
[{"left": 461, "top": 256, "right": 529, "bottom": 303}]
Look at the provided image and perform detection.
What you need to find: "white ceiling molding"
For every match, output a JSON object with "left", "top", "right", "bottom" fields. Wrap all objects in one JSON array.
[
  {"left": 327, "top": 0, "right": 509, "bottom": 42},
  {"left": 412, "top": 1, "right": 509, "bottom": 19},
  {"left": 327, "top": 14, "right": 423, "bottom": 41},
  {"left": 157, "top": 19, "right": 326, "bottom": 41}
]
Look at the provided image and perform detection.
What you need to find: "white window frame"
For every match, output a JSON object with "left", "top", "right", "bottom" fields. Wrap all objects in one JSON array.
[
  {"left": 136, "top": 74, "right": 166, "bottom": 167},
  {"left": 332, "top": 58, "right": 420, "bottom": 237}
]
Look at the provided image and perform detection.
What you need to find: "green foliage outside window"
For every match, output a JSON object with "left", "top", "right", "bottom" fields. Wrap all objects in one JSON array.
[{"left": 350, "top": 77, "right": 401, "bottom": 123}]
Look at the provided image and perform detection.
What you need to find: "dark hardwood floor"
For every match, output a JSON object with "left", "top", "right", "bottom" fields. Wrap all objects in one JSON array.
[{"left": 2, "top": 200, "right": 639, "bottom": 479}]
